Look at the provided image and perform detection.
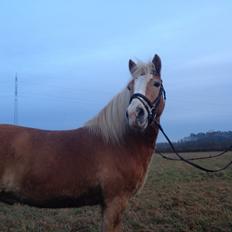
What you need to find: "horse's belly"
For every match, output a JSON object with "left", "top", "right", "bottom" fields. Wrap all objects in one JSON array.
[{"left": 0, "top": 185, "right": 103, "bottom": 208}]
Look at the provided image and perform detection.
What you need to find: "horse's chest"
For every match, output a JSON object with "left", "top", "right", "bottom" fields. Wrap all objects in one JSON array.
[{"left": 132, "top": 156, "right": 153, "bottom": 195}]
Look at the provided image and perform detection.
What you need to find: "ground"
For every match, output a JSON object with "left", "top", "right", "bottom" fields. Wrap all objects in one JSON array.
[{"left": 0, "top": 151, "right": 232, "bottom": 232}]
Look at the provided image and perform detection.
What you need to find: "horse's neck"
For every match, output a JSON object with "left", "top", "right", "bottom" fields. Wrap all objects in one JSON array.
[{"left": 124, "top": 125, "right": 159, "bottom": 163}]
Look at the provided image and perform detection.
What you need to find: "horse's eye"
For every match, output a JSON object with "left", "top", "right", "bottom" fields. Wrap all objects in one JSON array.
[{"left": 154, "top": 82, "right": 161, "bottom": 87}]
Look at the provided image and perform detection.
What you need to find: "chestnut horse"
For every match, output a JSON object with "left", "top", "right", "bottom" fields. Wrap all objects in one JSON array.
[{"left": 0, "top": 54, "right": 165, "bottom": 232}]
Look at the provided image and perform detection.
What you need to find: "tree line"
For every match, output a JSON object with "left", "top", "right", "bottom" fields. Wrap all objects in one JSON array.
[{"left": 157, "top": 131, "right": 232, "bottom": 152}]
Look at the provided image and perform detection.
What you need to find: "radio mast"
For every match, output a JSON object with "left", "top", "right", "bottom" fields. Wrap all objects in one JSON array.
[{"left": 14, "top": 73, "right": 18, "bottom": 125}]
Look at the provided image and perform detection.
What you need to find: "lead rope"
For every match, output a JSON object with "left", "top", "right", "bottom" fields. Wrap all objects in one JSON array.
[
  {"left": 156, "top": 145, "right": 232, "bottom": 161},
  {"left": 155, "top": 121, "right": 232, "bottom": 172}
]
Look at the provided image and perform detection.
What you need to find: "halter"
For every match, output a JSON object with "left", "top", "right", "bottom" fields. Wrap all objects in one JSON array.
[{"left": 129, "top": 83, "right": 166, "bottom": 124}]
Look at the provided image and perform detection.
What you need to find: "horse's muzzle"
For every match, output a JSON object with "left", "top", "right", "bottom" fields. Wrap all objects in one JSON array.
[{"left": 126, "top": 105, "right": 148, "bottom": 131}]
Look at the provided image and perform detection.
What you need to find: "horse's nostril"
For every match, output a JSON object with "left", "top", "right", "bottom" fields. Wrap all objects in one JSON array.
[
  {"left": 126, "top": 111, "right": 129, "bottom": 119},
  {"left": 137, "top": 108, "right": 145, "bottom": 119}
]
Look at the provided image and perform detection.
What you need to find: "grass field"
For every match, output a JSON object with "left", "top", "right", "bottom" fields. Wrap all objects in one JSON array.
[{"left": 0, "top": 151, "right": 232, "bottom": 232}]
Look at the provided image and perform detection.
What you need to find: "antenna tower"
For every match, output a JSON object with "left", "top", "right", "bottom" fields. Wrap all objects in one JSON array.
[{"left": 14, "top": 73, "right": 18, "bottom": 124}]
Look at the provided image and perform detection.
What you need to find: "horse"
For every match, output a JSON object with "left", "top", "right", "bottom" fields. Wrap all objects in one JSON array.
[{"left": 0, "top": 54, "right": 165, "bottom": 232}]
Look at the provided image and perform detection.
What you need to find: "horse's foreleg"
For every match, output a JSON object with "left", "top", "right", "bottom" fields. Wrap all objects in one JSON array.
[{"left": 101, "top": 196, "right": 128, "bottom": 232}]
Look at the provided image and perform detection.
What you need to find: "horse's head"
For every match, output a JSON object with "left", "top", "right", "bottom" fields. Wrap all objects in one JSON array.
[{"left": 126, "top": 54, "right": 165, "bottom": 131}]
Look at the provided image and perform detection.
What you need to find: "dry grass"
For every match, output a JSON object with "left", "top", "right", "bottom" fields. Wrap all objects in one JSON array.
[{"left": 0, "top": 151, "right": 232, "bottom": 232}]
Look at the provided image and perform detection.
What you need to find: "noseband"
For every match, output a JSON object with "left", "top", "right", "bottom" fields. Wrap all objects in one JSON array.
[{"left": 129, "top": 83, "right": 166, "bottom": 124}]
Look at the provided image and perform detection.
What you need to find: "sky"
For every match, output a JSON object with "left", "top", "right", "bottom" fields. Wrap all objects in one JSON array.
[{"left": 0, "top": 0, "right": 231, "bottom": 141}]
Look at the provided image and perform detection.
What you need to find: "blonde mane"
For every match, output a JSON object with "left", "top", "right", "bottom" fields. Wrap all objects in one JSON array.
[
  {"left": 131, "top": 61, "right": 155, "bottom": 77},
  {"left": 85, "top": 88, "right": 130, "bottom": 144},
  {"left": 85, "top": 61, "right": 154, "bottom": 144}
]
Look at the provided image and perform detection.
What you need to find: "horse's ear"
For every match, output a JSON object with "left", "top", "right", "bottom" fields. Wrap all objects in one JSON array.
[
  {"left": 152, "top": 54, "right": 161, "bottom": 75},
  {"left": 129, "top": 59, "right": 137, "bottom": 73}
]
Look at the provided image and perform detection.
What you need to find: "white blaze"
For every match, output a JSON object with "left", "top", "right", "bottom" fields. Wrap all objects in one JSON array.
[
  {"left": 127, "top": 75, "right": 152, "bottom": 129},
  {"left": 134, "top": 75, "right": 149, "bottom": 95},
  {"left": 129, "top": 74, "right": 152, "bottom": 110}
]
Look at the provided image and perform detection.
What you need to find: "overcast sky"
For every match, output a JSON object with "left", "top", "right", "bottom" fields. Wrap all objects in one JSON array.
[{"left": 0, "top": 0, "right": 231, "bottom": 141}]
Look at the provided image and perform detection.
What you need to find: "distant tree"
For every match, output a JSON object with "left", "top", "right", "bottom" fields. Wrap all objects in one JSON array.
[{"left": 157, "top": 131, "right": 232, "bottom": 152}]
